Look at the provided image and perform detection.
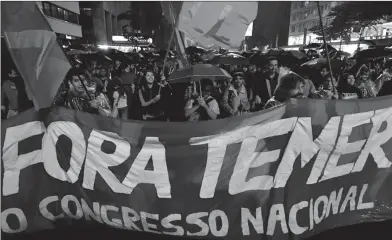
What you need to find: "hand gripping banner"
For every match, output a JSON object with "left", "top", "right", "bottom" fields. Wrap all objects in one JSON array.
[{"left": 2, "top": 96, "right": 392, "bottom": 239}]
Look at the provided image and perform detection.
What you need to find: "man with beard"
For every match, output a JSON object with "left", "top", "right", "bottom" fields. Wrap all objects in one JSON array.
[
  {"left": 252, "top": 57, "right": 280, "bottom": 111},
  {"left": 264, "top": 73, "right": 305, "bottom": 110},
  {"left": 221, "top": 72, "right": 251, "bottom": 117}
]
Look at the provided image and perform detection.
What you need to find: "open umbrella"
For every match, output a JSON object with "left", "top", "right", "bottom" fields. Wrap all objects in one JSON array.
[
  {"left": 186, "top": 46, "right": 206, "bottom": 55},
  {"left": 286, "top": 50, "right": 308, "bottom": 60},
  {"left": 301, "top": 58, "right": 343, "bottom": 71},
  {"left": 353, "top": 47, "right": 392, "bottom": 60},
  {"left": 167, "top": 64, "right": 232, "bottom": 84},
  {"left": 210, "top": 53, "right": 249, "bottom": 65},
  {"left": 66, "top": 49, "right": 94, "bottom": 56}
]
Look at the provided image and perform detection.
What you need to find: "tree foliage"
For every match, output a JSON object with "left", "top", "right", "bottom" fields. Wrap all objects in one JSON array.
[{"left": 310, "top": 2, "right": 392, "bottom": 40}]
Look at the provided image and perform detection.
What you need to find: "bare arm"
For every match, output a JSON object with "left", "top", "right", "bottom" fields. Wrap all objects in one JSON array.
[
  {"left": 138, "top": 89, "right": 155, "bottom": 107},
  {"left": 184, "top": 100, "right": 200, "bottom": 118}
]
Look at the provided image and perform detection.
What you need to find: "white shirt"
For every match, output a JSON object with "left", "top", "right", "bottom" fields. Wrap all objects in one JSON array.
[
  {"left": 186, "top": 96, "right": 220, "bottom": 115},
  {"left": 113, "top": 91, "right": 127, "bottom": 108}
]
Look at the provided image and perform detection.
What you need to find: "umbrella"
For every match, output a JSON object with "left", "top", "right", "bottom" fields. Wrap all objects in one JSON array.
[
  {"left": 167, "top": 64, "right": 232, "bottom": 84},
  {"left": 186, "top": 46, "right": 206, "bottom": 55},
  {"left": 353, "top": 47, "right": 392, "bottom": 60},
  {"left": 241, "top": 51, "right": 258, "bottom": 58},
  {"left": 210, "top": 53, "right": 249, "bottom": 65},
  {"left": 78, "top": 52, "right": 113, "bottom": 65},
  {"left": 301, "top": 58, "right": 343, "bottom": 71},
  {"left": 249, "top": 48, "right": 297, "bottom": 66},
  {"left": 66, "top": 49, "right": 93, "bottom": 55},
  {"left": 286, "top": 50, "right": 308, "bottom": 60}
]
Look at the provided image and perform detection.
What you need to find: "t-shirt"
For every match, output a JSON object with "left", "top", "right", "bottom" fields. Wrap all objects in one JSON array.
[
  {"left": 113, "top": 91, "right": 127, "bottom": 109},
  {"left": 186, "top": 96, "right": 220, "bottom": 121}
]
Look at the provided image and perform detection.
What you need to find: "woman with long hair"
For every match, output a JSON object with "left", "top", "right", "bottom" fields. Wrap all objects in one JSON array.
[
  {"left": 112, "top": 76, "right": 128, "bottom": 120},
  {"left": 138, "top": 69, "right": 166, "bottom": 121},
  {"left": 337, "top": 72, "right": 362, "bottom": 99}
]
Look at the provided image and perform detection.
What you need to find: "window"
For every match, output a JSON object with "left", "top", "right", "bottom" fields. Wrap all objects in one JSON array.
[
  {"left": 43, "top": 2, "right": 51, "bottom": 15},
  {"left": 291, "top": 26, "right": 295, "bottom": 32},
  {"left": 51, "top": 5, "right": 58, "bottom": 18},
  {"left": 57, "top": 7, "right": 64, "bottom": 19},
  {"left": 42, "top": 2, "right": 79, "bottom": 25}
]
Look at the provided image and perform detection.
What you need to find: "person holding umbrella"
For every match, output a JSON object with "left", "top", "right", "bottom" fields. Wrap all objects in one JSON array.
[{"left": 184, "top": 79, "right": 220, "bottom": 121}]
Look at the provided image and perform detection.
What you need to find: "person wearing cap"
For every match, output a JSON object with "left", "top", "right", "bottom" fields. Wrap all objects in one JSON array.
[
  {"left": 184, "top": 79, "right": 220, "bottom": 121},
  {"left": 221, "top": 72, "right": 251, "bottom": 117},
  {"left": 264, "top": 73, "right": 305, "bottom": 110}
]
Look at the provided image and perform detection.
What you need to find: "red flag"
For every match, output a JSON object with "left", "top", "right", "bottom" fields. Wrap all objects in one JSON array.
[{"left": 2, "top": 2, "right": 72, "bottom": 110}]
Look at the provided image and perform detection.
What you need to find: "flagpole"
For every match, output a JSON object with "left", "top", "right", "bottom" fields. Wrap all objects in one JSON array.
[
  {"left": 168, "top": 1, "right": 189, "bottom": 67},
  {"left": 316, "top": 1, "right": 337, "bottom": 95}
]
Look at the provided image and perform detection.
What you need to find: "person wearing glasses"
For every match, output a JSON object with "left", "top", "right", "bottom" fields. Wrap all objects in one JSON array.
[{"left": 221, "top": 72, "right": 251, "bottom": 117}]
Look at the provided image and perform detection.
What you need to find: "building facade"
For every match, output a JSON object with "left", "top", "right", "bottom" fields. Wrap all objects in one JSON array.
[
  {"left": 288, "top": 1, "right": 336, "bottom": 46},
  {"left": 37, "top": 1, "right": 82, "bottom": 41},
  {"left": 287, "top": 1, "right": 392, "bottom": 52},
  {"left": 252, "top": 2, "right": 291, "bottom": 48}
]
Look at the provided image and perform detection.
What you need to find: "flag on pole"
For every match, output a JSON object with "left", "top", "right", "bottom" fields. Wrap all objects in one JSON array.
[
  {"left": 2, "top": 2, "right": 72, "bottom": 110},
  {"left": 164, "top": 2, "right": 258, "bottom": 49}
]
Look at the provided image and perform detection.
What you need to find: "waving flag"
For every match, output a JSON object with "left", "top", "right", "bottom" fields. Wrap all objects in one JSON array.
[
  {"left": 2, "top": 2, "right": 71, "bottom": 110},
  {"left": 164, "top": 2, "right": 258, "bottom": 49}
]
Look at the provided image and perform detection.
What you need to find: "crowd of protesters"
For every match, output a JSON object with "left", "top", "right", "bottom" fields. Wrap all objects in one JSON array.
[{"left": 2, "top": 45, "right": 392, "bottom": 122}]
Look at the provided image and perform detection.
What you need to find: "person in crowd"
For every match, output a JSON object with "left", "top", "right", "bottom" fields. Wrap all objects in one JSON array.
[
  {"left": 264, "top": 73, "right": 305, "bottom": 110},
  {"left": 337, "top": 73, "right": 362, "bottom": 99},
  {"left": 355, "top": 65, "right": 378, "bottom": 98},
  {"left": 138, "top": 70, "right": 166, "bottom": 121},
  {"left": 184, "top": 79, "right": 220, "bottom": 121},
  {"left": 320, "top": 65, "right": 330, "bottom": 78},
  {"left": 86, "top": 77, "right": 112, "bottom": 117},
  {"left": 55, "top": 68, "right": 106, "bottom": 115},
  {"left": 2, "top": 68, "right": 20, "bottom": 118},
  {"left": 296, "top": 67, "right": 317, "bottom": 98},
  {"left": 252, "top": 57, "right": 280, "bottom": 111},
  {"left": 112, "top": 77, "right": 128, "bottom": 120},
  {"left": 213, "top": 79, "right": 231, "bottom": 104},
  {"left": 1, "top": 67, "right": 33, "bottom": 119},
  {"left": 221, "top": 72, "right": 251, "bottom": 117},
  {"left": 112, "top": 59, "right": 122, "bottom": 78},
  {"left": 120, "top": 63, "right": 137, "bottom": 118},
  {"left": 312, "top": 74, "right": 339, "bottom": 99},
  {"left": 375, "top": 59, "right": 392, "bottom": 97},
  {"left": 278, "top": 59, "right": 293, "bottom": 83}
]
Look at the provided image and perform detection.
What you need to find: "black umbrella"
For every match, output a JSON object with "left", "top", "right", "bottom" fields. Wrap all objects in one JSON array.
[
  {"left": 353, "top": 47, "right": 392, "bottom": 60},
  {"left": 210, "top": 53, "right": 249, "bottom": 65},
  {"left": 301, "top": 58, "right": 343, "bottom": 71},
  {"left": 249, "top": 48, "right": 298, "bottom": 66},
  {"left": 167, "top": 64, "right": 232, "bottom": 84},
  {"left": 186, "top": 46, "right": 206, "bottom": 55}
]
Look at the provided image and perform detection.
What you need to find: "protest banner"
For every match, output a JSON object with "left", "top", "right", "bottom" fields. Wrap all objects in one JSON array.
[{"left": 2, "top": 96, "right": 392, "bottom": 239}]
